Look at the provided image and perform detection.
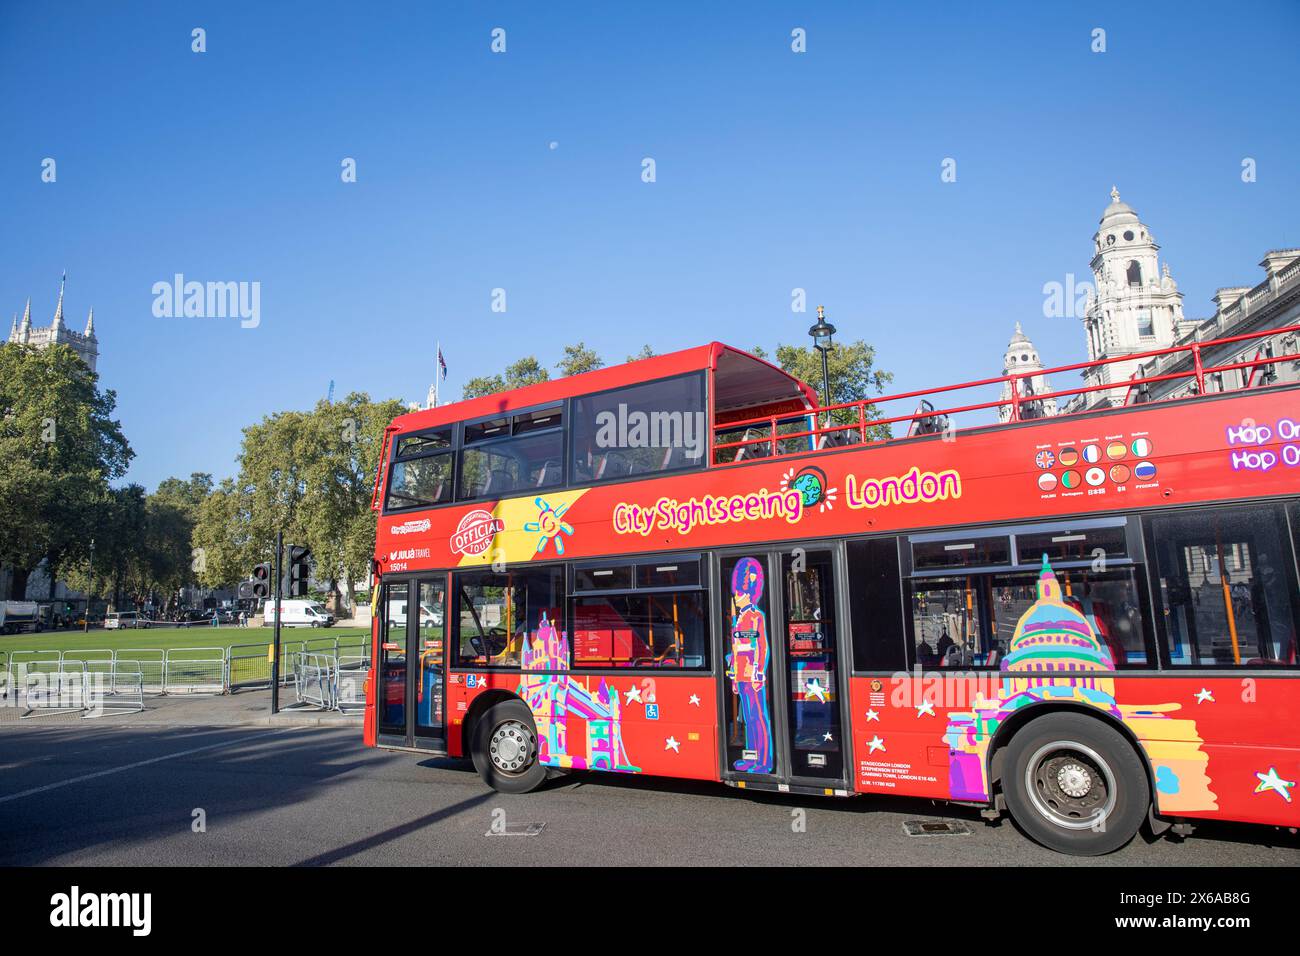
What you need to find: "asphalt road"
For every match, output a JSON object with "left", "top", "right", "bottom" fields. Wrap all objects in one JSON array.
[{"left": 1, "top": 722, "right": 1297, "bottom": 866}]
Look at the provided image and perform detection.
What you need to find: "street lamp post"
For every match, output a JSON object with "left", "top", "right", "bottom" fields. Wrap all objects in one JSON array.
[
  {"left": 807, "top": 304, "right": 837, "bottom": 407},
  {"left": 85, "top": 537, "right": 95, "bottom": 633}
]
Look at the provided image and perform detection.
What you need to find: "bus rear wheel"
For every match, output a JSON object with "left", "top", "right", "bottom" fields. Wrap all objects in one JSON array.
[
  {"left": 471, "top": 700, "right": 546, "bottom": 794},
  {"left": 1002, "top": 713, "right": 1148, "bottom": 856}
]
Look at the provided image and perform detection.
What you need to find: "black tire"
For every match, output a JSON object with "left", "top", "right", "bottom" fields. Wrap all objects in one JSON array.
[
  {"left": 470, "top": 699, "right": 547, "bottom": 794},
  {"left": 1002, "top": 712, "right": 1149, "bottom": 856}
]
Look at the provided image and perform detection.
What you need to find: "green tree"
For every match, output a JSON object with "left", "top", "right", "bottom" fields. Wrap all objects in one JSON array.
[
  {"left": 771, "top": 339, "right": 894, "bottom": 433},
  {"left": 192, "top": 393, "right": 404, "bottom": 612},
  {"left": 462, "top": 355, "right": 551, "bottom": 399},
  {"left": 626, "top": 344, "right": 656, "bottom": 362},
  {"left": 557, "top": 342, "right": 603, "bottom": 376},
  {"left": 0, "top": 342, "right": 132, "bottom": 599}
]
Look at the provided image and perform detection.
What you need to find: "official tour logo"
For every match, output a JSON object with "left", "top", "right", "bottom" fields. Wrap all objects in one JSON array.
[
  {"left": 391, "top": 518, "right": 431, "bottom": 536},
  {"left": 451, "top": 510, "right": 504, "bottom": 556}
]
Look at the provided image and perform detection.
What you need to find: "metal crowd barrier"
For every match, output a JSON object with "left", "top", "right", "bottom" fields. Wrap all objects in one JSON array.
[
  {"left": 16, "top": 660, "right": 145, "bottom": 719},
  {"left": 162, "top": 647, "right": 226, "bottom": 695},
  {"left": 335, "top": 655, "right": 371, "bottom": 714},
  {"left": 294, "top": 652, "right": 337, "bottom": 709},
  {"left": 0, "top": 637, "right": 374, "bottom": 710}
]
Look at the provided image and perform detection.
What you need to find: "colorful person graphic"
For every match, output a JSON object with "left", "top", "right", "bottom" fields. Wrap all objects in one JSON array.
[{"left": 727, "top": 557, "right": 773, "bottom": 773}]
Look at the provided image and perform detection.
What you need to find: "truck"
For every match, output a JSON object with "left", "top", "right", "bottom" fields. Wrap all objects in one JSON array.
[{"left": 0, "top": 601, "right": 42, "bottom": 635}]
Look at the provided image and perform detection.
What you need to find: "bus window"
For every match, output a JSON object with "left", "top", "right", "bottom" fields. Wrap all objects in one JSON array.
[
  {"left": 387, "top": 455, "right": 453, "bottom": 509},
  {"left": 387, "top": 426, "right": 454, "bottom": 510},
  {"left": 569, "top": 373, "right": 706, "bottom": 483},
  {"left": 452, "top": 565, "right": 565, "bottom": 668},
  {"left": 988, "top": 567, "right": 1151, "bottom": 667},
  {"left": 1146, "top": 504, "right": 1300, "bottom": 667},
  {"left": 458, "top": 405, "right": 564, "bottom": 501},
  {"left": 570, "top": 554, "right": 709, "bottom": 668},
  {"left": 846, "top": 537, "right": 908, "bottom": 671},
  {"left": 909, "top": 577, "right": 987, "bottom": 668}
]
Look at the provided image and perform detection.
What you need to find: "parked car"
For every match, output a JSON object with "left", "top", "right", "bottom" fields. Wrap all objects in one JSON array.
[{"left": 105, "top": 611, "right": 147, "bottom": 630}]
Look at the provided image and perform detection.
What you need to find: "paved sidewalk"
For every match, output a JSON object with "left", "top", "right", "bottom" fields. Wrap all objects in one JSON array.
[{"left": 0, "top": 685, "right": 361, "bottom": 729}]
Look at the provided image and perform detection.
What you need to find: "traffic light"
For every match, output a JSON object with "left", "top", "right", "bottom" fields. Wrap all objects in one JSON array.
[
  {"left": 284, "top": 546, "right": 311, "bottom": 598},
  {"left": 237, "top": 580, "right": 255, "bottom": 600},
  {"left": 251, "top": 562, "right": 272, "bottom": 600}
]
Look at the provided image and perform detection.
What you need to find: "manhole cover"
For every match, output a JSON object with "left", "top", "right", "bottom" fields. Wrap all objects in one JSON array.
[
  {"left": 485, "top": 822, "right": 547, "bottom": 837},
  {"left": 903, "top": 820, "right": 972, "bottom": 837}
]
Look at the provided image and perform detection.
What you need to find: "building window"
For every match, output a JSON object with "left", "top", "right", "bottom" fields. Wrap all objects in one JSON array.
[
  {"left": 458, "top": 405, "right": 563, "bottom": 501},
  {"left": 1127, "top": 260, "right": 1142, "bottom": 287},
  {"left": 1136, "top": 311, "right": 1154, "bottom": 338},
  {"left": 570, "top": 373, "right": 706, "bottom": 482},
  {"left": 569, "top": 555, "right": 709, "bottom": 668},
  {"left": 452, "top": 565, "right": 566, "bottom": 668},
  {"left": 1146, "top": 505, "right": 1300, "bottom": 667},
  {"left": 847, "top": 538, "right": 907, "bottom": 671}
]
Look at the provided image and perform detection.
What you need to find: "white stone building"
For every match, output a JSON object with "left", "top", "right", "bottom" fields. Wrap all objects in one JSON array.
[
  {"left": 7, "top": 274, "right": 99, "bottom": 374},
  {"left": 998, "top": 323, "right": 1057, "bottom": 422},
  {"left": 1010, "top": 189, "right": 1299, "bottom": 416},
  {"left": 1076, "top": 188, "right": 1188, "bottom": 409}
]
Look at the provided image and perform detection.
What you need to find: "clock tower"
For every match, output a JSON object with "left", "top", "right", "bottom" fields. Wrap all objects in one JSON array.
[{"left": 1080, "top": 188, "right": 1185, "bottom": 407}]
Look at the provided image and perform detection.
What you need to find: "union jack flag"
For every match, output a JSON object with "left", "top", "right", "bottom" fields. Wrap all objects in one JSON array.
[{"left": 437, "top": 347, "right": 447, "bottom": 380}]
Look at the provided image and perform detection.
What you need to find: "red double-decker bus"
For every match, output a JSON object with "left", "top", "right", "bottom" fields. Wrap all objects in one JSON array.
[{"left": 364, "top": 327, "right": 1300, "bottom": 855}]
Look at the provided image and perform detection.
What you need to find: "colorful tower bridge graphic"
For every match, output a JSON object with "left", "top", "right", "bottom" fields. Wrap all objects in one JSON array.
[
  {"left": 945, "top": 556, "right": 1217, "bottom": 813},
  {"left": 517, "top": 615, "right": 640, "bottom": 773}
]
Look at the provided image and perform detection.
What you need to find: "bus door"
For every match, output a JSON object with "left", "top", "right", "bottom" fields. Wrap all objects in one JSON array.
[
  {"left": 717, "top": 549, "right": 849, "bottom": 787},
  {"left": 377, "top": 576, "right": 447, "bottom": 749}
]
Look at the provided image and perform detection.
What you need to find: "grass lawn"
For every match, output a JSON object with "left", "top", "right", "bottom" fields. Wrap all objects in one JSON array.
[{"left": 0, "top": 625, "right": 371, "bottom": 657}]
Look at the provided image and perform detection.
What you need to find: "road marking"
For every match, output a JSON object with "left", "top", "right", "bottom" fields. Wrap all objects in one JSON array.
[{"left": 0, "top": 731, "right": 282, "bottom": 805}]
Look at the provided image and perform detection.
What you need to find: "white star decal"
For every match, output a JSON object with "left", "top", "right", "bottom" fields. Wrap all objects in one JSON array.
[
  {"left": 688, "top": 694, "right": 701, "bottom": 706},
  {"left": 664, "top": 736, "right": 681, "bottom": 753},
  {"left": 867, "top": 735, "right": 886, "bottom": 753},
  {"left": 823, "top": 732, "right": 833, "bottom": 742},
  {"left": 1194, "top": 688, "right": 1215, "bottom": 705},
  {"left": 624, "top": 686, "right": 643, "bottom": 705},
  {"left": 1254, "top": 767, "right": 1295, "bottom": 802},
  {"left": 805, "top": 678, "right": 827, "bottom": 703},
  {"left": 865, "top": 709, "right": 880, "bottom": 722},
  {"left": 916, "top": 699, "right": 935, "bottom": 717}
]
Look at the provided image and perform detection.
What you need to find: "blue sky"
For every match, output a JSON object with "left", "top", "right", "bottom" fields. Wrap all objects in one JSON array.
[{"left": 2, "top": 0, "right": 1297, "bottom": 490}]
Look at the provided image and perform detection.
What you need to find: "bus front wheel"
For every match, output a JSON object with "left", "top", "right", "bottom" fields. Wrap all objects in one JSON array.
[
  {"left": 471, "top": 699, "right": 546, "bottom": 794},
  {"left": 1002, "top": 713, "right": 1148, "bottom": 856}
]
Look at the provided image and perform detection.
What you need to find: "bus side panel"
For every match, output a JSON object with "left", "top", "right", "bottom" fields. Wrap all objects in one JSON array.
[
  {"left": 847, "top": 675, "right": 965, "bottom": 800},
  {"left": 447, "top": 670, "right": 720, "bottom": 781},
  {"left": 1116, "top": 677, "right": 1300, "bottom": 828},
  {"left": 850, "top": 672, "right": 1300, "bottom": 829}
]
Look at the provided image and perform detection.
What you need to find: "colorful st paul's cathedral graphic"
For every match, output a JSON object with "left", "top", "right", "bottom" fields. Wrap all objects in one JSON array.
[
  {"left": 726, "top": 557, "right": 773, "bottom": 773},
  {"left": 945, "top": 556, "right": 1217, "bottom": 813}
]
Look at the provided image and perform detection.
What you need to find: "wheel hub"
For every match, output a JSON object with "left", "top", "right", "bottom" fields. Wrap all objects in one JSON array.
[
  {"left": 1056, "top": 762, "right": 1092, "bottom": 798},
  {"left": 489, "top": 720, "right": 534, "bottom": 774},
  {"left": 1025, "top": 741, "right": 1117, "bottom": 831}
]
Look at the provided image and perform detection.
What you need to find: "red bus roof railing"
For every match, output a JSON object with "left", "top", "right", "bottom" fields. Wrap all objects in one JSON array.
[
  {"left": 370, "top": 424, "right": 400, "bottom": 513},
  {"left": 712, "top": 323, "right": 1300, "bottom": 462}
]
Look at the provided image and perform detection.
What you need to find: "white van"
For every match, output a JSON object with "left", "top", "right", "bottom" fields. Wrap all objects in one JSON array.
[
  {"left": 387, "top": 600, "right": 443, "bottom": 628},
  {"left": 104, "top": 611, "right": 144, "bottom": 630},
  {"left": 263, "top": 600, "right": 335, "bottom": 628}
]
